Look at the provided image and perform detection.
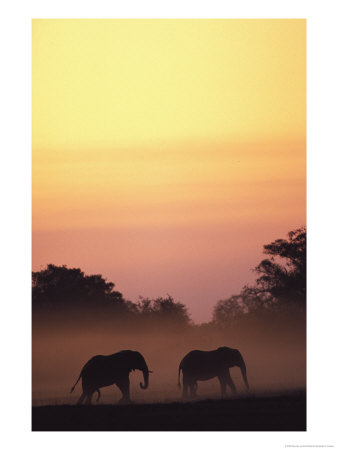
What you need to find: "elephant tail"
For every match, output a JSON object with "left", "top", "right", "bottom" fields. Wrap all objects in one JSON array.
[
  {"left": 177, "top": 364, "right": 182, "bottom": 388},
  {"left": 70, "top": 372, "right": 82, "bottom": 394},
  {"left": 96, "top": 389, "right": 101, "bottom": 403}
]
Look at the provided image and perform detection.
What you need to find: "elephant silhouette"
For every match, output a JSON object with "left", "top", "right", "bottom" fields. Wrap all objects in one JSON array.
[
  {"left": 70, "top": 350, "right": 152, "bottom": 405},
  {"left": 178, "top": 346, "right": 249, "bottom": 399}
]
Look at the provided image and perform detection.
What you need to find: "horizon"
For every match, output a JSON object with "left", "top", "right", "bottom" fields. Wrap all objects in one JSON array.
[{"left": 32, "top": 223, "right": 304, "bottom": 324}]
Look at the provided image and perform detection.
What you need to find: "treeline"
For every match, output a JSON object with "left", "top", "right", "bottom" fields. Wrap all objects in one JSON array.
[
  {"left": 32, "top": 227, "right": 305, "bottom": 328},
  {"left": 32, "top": 264, "right": 190, "bottom": 328},
  {"left": 213, "top": 227, "right": 306, "bottom": 327}
]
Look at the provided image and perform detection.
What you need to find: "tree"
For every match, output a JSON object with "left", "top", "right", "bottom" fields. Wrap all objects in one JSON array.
[
  {"left": 252, "top": 227, "right": 306, "bottom": 310},
  {"left": 32, "top": 265, "right": 192, "bottom": 328},
  {"left": 136, "top": 295, "right": 191, "bottom": 326},
  {"left": 213, "top": 227, "right": 306, "bottom": 324},
  {"left": 213, "top": 295, "right": 247, "bottom": 326},
  {"left": 32, "top": 264, "right": 128, "bottom": 315}
]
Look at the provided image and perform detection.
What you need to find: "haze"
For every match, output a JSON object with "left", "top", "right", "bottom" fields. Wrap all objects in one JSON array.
[{"left": 32, "top": 317, "right": 306, "bottom": 405}]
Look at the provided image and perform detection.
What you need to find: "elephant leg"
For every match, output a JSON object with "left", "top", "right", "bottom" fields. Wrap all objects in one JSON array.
[
  {"left": 190, "top": 381, "right": 198, "bottom": 398},
  {"left": 116, "top": 377, "right": 131, "bottom": 404},
  {"left": 182, "top": 374, "right": 190, "bottom": 399},
  {"left": 77, "top": 392, "right": 86, "bottom": 405},
  {"left": 85, "top": 391, "right": 94, "bottom": 405},
  {"left": 218, "top": 374, "right": 227, "bottom": 398},
  {"left": 224, "top": 370, "right": 237, "bottom": 395},
  {"left": 182, "top": 383, "right": 189, "bottom": 399}
]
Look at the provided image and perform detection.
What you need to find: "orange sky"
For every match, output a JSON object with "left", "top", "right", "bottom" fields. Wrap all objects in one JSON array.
[{"left": 32, "top": 19, "right": 306, "bottom": 321}]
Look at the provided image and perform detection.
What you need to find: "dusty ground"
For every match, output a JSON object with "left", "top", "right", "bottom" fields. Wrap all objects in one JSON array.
[{"left": 32, "top": 390, "right": 306, "bottom": 431}]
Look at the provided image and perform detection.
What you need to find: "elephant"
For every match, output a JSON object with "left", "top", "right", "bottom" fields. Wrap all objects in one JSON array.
[
  {"left": 178, "top": 346, "right": 249, "bottom": 399},
  {"left": 70, "top": 350, "right": 152, "bottom": 405}
]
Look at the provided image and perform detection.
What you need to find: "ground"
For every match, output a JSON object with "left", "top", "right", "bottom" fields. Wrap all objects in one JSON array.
[{"left": 32, "top": 390, "right": 306, "bottom": 431}]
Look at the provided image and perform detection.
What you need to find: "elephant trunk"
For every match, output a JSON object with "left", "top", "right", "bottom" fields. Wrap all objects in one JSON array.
[
  {"left": 239, "top": 357, "right": 249, "bottom": 390},
  {"left": 140, "top": 367, "right": 149, "bottom": 390}
]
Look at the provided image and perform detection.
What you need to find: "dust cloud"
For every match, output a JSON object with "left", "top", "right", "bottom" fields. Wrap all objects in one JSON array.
[{"left": 32, "top": 314, "right": 305, "bottom": 405}]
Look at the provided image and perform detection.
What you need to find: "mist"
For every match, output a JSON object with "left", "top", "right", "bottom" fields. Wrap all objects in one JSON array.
[{"left": 32, "top": 313, "right": 305, "bottom": 406}]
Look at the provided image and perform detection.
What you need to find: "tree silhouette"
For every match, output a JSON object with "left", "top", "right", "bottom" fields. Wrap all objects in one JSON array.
[
  {"left": 252, "top": 227, "right": 306, "bottom": 310},
  {"left": 33, "top": 228, "right": 305, "bottom": 328},
  {"left": 32, "top": 264, "right": 127, "bottom": 315},
  {"left": 136, "top": 296, "right": 191, "bottom": 326},
  {"left": 213, "top": 227, "right": 306, "bottom": 323},
  {"left": 32, "top": 265, "right": 191, "bottom": 327},
  {"left": 213, "top": 295, "right": 247, "bottom": 326}
]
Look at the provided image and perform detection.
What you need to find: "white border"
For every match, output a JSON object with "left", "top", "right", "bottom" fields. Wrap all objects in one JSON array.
[{"left": 1, "top": 1, "right": 337, "bottom": 448}]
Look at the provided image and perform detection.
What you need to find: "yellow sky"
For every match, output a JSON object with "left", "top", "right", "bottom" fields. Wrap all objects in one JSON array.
[
  {"left": 32, "top": 20, "right": 305, "bottom": 320},
  {"left": 33, "top": 19, "right": 305, "bottom": 148}
]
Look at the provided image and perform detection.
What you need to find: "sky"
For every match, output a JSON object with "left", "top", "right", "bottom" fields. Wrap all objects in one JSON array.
[{"left": 32, "top": 19, "right": 306, "bottom": 322}]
